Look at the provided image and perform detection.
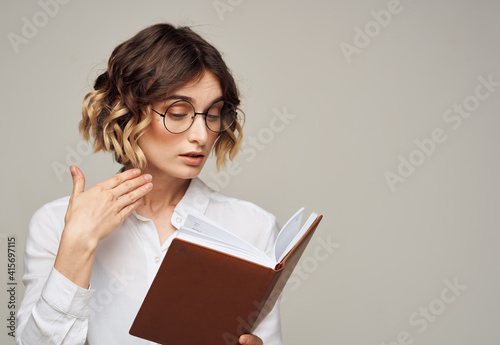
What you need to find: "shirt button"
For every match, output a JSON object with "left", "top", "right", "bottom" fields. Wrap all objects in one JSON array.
[
  {"left": 154, "top": 256, "right": 160, "bottom": 263},
  {"left": 176, "top": 217, "right": 183, "bottom": 223}
]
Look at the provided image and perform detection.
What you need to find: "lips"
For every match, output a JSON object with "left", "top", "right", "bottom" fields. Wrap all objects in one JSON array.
[
  {"left": 180, "top": 151, "right": 205, "bottom": 158},
  {"left": 179, "top": 151, "right": 205, "bottom": 166}
]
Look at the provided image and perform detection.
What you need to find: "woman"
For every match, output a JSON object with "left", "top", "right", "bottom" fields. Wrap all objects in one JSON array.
[{"left": 16, "top": 23, "right": 282, "bottom": 345}]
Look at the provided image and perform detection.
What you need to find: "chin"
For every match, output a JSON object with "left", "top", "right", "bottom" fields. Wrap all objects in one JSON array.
[
  {"left": 178, "top": 169, "right": 203, "bottom": 180},
  {"left": 170, "top": 164, "right": 206, "bottom": 180}
]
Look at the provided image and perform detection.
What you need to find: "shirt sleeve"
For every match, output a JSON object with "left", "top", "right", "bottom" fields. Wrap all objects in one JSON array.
[
  {"left": 251, "top": 296, "right": 283, "bottom": 345},
  {"left": 252, "top": 218, "right": 284, "bottom": 345},
  {"left": 16, "top": 203, "right": 95, "bottom": 345}
]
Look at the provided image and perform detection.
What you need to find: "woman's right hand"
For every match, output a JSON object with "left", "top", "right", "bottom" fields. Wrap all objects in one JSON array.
[
  {"left": 54, "top": 166, "right": 153, "bottom": 288},
  {"left": 64, "top": 165, "right": 152, "bottom": 243}
]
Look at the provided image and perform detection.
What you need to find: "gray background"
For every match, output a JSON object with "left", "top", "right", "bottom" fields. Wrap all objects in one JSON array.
[{"left": 1, "top": 0, "right": 499, "bottom": 344}]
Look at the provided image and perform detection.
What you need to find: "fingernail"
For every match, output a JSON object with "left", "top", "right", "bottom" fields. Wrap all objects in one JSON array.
[
  {"left": 133, "top": 169, "right": 141, "bottom": 175},
  {"left": 70, "top": 166, "right": 76, "bottom": 176},
  {"left": 145, "top": 183, "right": 153, "bottom": 190},
  {"left": 144, "top": 174, "right": 152, "bottom": 182}
]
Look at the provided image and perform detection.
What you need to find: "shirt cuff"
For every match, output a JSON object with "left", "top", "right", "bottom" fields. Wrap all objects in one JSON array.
[{"left": 41, "top": 267, "right": 95, "bottom": 319}]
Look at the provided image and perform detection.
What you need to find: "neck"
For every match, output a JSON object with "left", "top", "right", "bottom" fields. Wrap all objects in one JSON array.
[{"left": 128, "top": 165, "right": 191, "bottom": 216}]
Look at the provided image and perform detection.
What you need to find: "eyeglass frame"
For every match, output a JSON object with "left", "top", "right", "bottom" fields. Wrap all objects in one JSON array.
[{"left": 151, "top": 99, "right": 237, "bottom": 134}]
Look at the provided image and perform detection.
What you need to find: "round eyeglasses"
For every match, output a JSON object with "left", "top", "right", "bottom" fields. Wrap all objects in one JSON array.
[{"left": 152, "top": 99, "right": 237, "bottom": 134}]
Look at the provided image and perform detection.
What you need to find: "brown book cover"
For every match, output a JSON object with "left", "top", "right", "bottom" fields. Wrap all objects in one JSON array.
[{"left": 129, "top": 214, "right": 323, "bottom": 345}]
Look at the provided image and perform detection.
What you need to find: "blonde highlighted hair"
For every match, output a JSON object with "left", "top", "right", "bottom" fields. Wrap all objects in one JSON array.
[{"left": 80, "top": 23, "right": 243, "bottom": 170}]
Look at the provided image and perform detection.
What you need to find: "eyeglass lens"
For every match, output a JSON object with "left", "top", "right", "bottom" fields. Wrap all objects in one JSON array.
[{"left": 163, "top": 100, "right": 235, "bottom": 133}]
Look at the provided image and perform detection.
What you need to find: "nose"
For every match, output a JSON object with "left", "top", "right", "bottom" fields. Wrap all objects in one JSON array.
[{"left": 186, "top": 114, "right": 209, "bottom": 145}]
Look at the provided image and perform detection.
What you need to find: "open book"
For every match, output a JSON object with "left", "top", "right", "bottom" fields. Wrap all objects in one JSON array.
[
  {"left": 177, "top": 207, "right": 319, "bottom": 268},
  {"left": 130, "top": 208, "right": 323, "bottom": 345}
]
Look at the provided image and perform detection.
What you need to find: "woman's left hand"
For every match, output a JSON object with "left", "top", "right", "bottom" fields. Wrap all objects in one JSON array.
[{"left": 239, "top": 334, "right": 263, "bottom": 344}]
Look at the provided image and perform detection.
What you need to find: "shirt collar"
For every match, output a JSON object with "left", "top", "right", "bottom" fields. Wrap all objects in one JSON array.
[{"left": 171, "top": 177, "right": 213, "bottom": 229}]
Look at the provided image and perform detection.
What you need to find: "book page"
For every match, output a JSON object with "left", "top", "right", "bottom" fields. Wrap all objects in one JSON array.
[
  {"left": 179, "top": 212, "right": 275, "bottom": 267},
  {"left": 277, "top": 212, "right": 318, "bottom": 263},
  {"left": 177, "top": 209, "right": 318, "bottom": 269},
  {"left": 176, "top": 229, "right": 275, "bottom": 267},
  {"left": 273, "top": 208, "right": 304, "bottom": 262}
]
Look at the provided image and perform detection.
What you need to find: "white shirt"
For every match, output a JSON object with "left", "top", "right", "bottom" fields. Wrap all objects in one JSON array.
[{"left": 16, "top": 177, "right": 283, "bottom": 345}]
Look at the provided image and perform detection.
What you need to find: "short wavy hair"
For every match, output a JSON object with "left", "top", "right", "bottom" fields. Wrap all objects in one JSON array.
[{"left": 80, "top": 23, "right": 243, "bottom": 170}]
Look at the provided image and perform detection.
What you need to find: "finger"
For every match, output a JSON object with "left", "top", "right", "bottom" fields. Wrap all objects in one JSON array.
[
  {"left": 116, "top": 182, "right": 153, "bottom": 209},
  {"left": 112, "top": 174, "right": 153, "bottom": 198},
  {"left": 99, "top": 168, "right": 142, "bottom": 190},
  {"left": 118, "top": 196, "right": 144, "bottom": 219},
  {"left": 239, "top": 334, "right": 263, "bottom": 345},
  {"left": 70, "top": 166, "right": 85, "bottom": 197}
]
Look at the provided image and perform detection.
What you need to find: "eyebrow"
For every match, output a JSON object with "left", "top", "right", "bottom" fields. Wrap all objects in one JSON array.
[{"left": 164, "top": 95, "right": 224, "bottom": 104}]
